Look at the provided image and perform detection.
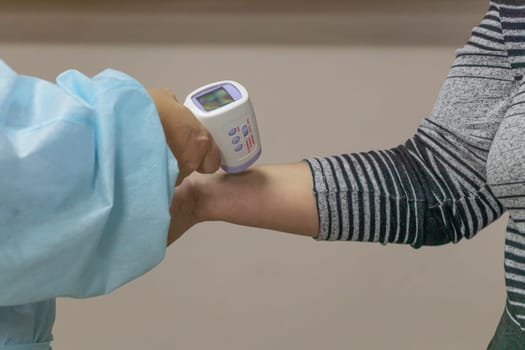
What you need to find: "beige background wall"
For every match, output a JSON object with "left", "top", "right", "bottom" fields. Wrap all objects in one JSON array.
[{"left": 0, "top": 2, "right": 508, "bottom": 349}]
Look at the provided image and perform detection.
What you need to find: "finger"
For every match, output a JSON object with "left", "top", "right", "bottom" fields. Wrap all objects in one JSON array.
[
  {"left": 175, "top": 154, "right": 194, "bottom": 186},
  {"left": 176, "top": 142, "right": 208, "bottom": 185},
  {"left": 176, "top": 168, "right": 191, "bottom": 186},
  {"left": 198, "top": 139, "right": 221, "bottom": 173}
]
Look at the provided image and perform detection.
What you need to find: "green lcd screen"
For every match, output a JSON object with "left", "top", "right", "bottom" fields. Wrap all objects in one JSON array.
[{"left": 197, "top": 87, "right": 234, "bottom": 111}]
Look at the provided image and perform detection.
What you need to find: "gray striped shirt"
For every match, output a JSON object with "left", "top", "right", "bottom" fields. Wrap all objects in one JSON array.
[{"left": 306, "top": 0, "right": 525, "bottom": 331}]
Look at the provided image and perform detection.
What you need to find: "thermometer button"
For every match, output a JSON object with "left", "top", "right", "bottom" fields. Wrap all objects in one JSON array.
[
  {"left": 232, "top": 136, "right": 241, "bottom": 144},
  {"left": 229, "top": 128, "right": 237, "bottom": 136},
  {"left": 234, "top": 144, "right": 243, "bottom": 152}
]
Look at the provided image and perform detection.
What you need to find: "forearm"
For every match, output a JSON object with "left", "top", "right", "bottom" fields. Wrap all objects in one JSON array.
[{"left": 196, "top": 162, "right": 319, "bottom": 237}]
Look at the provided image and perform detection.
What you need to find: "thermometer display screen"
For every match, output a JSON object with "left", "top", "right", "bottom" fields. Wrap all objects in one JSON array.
[{"left": 197, "top": 87, "right": 235, "bottom": 111}]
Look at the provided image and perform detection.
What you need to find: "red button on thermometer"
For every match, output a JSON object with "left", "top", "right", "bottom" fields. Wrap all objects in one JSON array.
[{"left": 184, "top": 81, "right": 262, "bottom": 173}]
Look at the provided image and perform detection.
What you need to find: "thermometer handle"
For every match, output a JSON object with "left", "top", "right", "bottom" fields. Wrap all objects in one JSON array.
[{"left": 184, "top": 80, "right": 262, "bottom": 173}]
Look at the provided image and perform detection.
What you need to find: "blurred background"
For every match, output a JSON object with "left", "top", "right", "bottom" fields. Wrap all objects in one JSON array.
[{"left": 0, "top": 1, "right": 506, "bottom": 349}]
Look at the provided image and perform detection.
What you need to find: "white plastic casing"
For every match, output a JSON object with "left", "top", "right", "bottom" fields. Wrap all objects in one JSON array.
[{"left": 184, "top": 80, "right": 262, "bottom": 173}]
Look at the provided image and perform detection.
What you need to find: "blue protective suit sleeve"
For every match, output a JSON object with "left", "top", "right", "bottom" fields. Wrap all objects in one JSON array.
[
  {"left": 0, "top": 59, "right": 179, "bottom": 305},
  {"left": 0, "top": 300, "right": 55, "bottom": 349}
]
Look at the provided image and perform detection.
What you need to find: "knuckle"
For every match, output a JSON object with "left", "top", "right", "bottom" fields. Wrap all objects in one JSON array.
[{"left": 199, "top": 134, "right": 212, "bottom": 149}]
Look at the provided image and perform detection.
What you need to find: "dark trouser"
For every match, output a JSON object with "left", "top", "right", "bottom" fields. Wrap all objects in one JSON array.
[{"left": 488, "top": 307, "right": 525, "bottom": 349}]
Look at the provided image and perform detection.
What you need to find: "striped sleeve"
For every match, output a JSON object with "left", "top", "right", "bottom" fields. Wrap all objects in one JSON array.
[
  {"left": 306, "top": 2, "right": 516, "bottom": 247},
  {"left": 306, "top": 118, "right": 505, "bottom": 247}
]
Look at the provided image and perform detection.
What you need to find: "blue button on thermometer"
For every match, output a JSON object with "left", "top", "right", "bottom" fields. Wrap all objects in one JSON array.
[{"left": 184, "top": 81, "right": 262, "bottom": 173}]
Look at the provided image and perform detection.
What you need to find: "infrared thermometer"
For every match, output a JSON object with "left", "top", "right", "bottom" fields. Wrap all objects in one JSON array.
[{"left": 184, "top": 80, "right": 262, "bottom": 173}]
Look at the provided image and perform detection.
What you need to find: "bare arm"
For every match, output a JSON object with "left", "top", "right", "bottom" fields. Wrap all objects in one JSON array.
[
  {"left": 168, "top": 162, "right": 318, "bottom": 245},
  {"left": 168, "top": 12, "right": 513, "bottom": 247}
]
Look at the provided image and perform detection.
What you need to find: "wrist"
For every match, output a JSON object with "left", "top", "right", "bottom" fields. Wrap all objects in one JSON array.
[{"left": 192, "top": 173, "right": 224, "bottom": 223}]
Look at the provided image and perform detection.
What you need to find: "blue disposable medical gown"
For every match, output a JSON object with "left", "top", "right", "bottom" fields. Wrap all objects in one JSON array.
[{"left": 0, "top": 60, "right": 179, "bottom": 349}]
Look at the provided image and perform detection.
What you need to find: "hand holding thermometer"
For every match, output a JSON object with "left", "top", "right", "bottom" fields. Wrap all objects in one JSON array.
[{"left": 184, "top": 81, "right": 262, "bottom": 173}]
